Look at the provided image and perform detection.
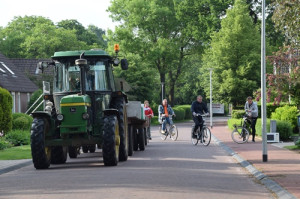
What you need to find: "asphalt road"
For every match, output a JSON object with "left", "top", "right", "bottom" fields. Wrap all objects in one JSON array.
[{"left": 0, "top": 122, "right": 275, "bottom": 199}]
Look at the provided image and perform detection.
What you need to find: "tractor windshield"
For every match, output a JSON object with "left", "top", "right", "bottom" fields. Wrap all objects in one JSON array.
[{"left": 53, "top": 59, "right": 110, "bottom": 93}]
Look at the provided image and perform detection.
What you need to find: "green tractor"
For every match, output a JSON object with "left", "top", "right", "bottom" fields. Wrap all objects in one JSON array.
[{"left": 31, "top": 46, "right": 129, "bottom": 169}]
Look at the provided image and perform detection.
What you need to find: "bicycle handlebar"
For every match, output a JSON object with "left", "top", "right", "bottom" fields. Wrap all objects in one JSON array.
[{"left": 195, "top": 113, "right": 209, "bottom": 117}]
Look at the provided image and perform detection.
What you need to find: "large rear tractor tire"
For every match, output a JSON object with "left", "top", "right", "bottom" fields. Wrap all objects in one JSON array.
[
  {"left": 102, "top": 115, "right": 120, "bottom": 166},
  {"left": 31, "top": 118, "right": 51, "bottom": 169},
  {"left": 51, "top": 146, "right": 67, "bottom": 164},
  {"left": 110, "top": 98, "right": 128, "bottom": 162},
  {"left": 82, "top": 145, "right": 89, "bottom": 153}
]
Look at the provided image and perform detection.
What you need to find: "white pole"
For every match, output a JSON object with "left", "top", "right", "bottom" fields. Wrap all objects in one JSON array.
[
  {"left": 261, "top": 0, "right": 268, "bottom": 162},
  {"left": 209, "top": 68, "right": 213, "bottom": 128}
]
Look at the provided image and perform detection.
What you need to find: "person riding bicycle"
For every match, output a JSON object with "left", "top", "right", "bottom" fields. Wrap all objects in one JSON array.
[
  {"left": 244, "top": 96, "right": 258, "bottom": 142},
  {"left": 191, "top": 95, "right": 209, "bottom": 138},
  {"left": 158, "top": 99, "right": 175, "bottom": 134}
]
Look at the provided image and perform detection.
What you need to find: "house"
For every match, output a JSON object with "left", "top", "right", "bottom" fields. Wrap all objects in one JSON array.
[{"left": 0, "top": 52, "right": 41, "bottom": 113}]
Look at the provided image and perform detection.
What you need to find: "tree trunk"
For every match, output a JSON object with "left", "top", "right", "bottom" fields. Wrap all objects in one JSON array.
[{"left": 160, "top": 73, "right": 166, "bottom": 104}]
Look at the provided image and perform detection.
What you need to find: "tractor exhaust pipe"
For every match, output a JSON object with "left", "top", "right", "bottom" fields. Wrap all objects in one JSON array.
[{"left": 75, "top": 52, "right": 87, "bottom": 95}]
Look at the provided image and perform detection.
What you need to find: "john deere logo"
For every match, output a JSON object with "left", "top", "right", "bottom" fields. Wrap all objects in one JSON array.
[{"left": 70, "top": 107, "right": 76, "bottom": 113}]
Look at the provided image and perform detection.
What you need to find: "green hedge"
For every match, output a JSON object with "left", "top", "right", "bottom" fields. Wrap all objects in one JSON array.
[
  {"left": 231, "top": 110, "right": 245, "bottom": 119},
  {"left": 175, "top": 105, "right": 192, "bottom": 120},
  {"left": 12, "top": 113, "right": 33, "bottom": 130},
  {"left": 271, "top": 105, "right": 299, "bottom": 131},
  {"left": 0, "top": 138, "right": 13, "bottom": 150},
  {"left": 5, "top": 130, "right": 30, "bottom": 146},
  {"left": 173, "top": 107, "right": 185, "bottom": 121},
  {"left": 0, "top": 87, "right": 13, "bottom": 135}
]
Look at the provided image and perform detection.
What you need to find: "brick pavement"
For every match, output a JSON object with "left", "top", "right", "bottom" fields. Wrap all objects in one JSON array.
[{"left": 211, "top": 125, "right": 300, "bottom": 199}]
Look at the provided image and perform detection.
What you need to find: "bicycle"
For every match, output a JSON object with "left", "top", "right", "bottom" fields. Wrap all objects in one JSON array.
[
  {"left": 191, "top": 113, "right": 211, "bottom": 146},
  {"left": 231, "top": 115, "right": 252, "bottom": 144},
  {"left": 159, "top": 115, "right": 178, "bottom": 141}
]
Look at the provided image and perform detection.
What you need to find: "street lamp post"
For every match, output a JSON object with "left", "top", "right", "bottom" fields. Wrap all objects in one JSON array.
[
  {"left": 209, "top": 68, "right": 213, "bottom": 128},
  {"left": 261, "top": 0, "right": 268, "bottom": 162}
]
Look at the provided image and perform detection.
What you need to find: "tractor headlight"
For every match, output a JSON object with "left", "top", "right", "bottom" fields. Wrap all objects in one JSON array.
[
  {"left": 57, "top": 114, "right": 64, "bottom": 121},
  {"left": 82, "top": 113, "right": 89, "bottom": 120}
]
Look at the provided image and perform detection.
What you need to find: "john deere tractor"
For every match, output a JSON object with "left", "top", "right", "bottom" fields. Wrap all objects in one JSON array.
[{"left": 31, "top": 45, "right": 129, "bottom": 169}]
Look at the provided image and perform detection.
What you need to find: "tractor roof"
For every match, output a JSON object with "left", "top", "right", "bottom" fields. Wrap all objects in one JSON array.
[{"left": 52, "top": 49, "right": 111, "bottom": 59}]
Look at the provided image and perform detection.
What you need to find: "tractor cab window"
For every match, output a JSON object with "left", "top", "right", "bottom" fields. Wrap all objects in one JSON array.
[
  {"left": 86, "top": 61, "right": 109, "bottom": 91},
  {"left": 53, "top": 60, "right": 110, "bottom": 93}
]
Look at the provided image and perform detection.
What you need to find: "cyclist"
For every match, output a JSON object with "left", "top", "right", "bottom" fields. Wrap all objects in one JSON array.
[
  {"left": 158, "top": 99, "right": 175, "bottom": 134},
  {"left": 244, "top": 96, "right": 258, "bottom": 142},
  {"left": 191, "top": 95, "right": 209, "bottom": 138}
]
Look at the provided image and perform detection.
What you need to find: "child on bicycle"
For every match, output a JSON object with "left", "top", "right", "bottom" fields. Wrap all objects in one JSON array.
[
  {"left": 158, "top": 99, "right": 175, "bottom": 134},
  {"left": 191, "top": 95, "right": 209, "bottom": 138}
]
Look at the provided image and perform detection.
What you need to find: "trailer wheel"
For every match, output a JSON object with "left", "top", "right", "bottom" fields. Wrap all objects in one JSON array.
[
  {"left": 82, "top": 145, "right": 89, "bottom": 153},
  {"left": 103, "top": 115, "right": 119, "bottom": 166},
  {"left": 110, "top": 98, "right": 128, "bottom": 162},
  {"left": 31, "top": 118, "right": 51, "bottom": 169},
  {"left": 138, "top": 128, "right": 145, "bottom": 151},
  {"left": 89, "top": 144, "right": 96, "bottom": 153},
  {"left": 51, "top": 146, "right": 67, "bottom": 164},
  {"left": 133, "top": 127, "right": 138, "bottom": 151},
  {"left": 68, "top": 146, "right": 79, "bottom": 158},
  {"left": 128, "top": 125, "right": 133, "bottom": 156}
]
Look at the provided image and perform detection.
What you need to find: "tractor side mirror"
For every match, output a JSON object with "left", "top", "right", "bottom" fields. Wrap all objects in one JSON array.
[
  {"left": 121, "top": 59, "right": 128, "bottom": 70},
  {"left": 36, "top": 61, "right": 54, "bottom": 74}
]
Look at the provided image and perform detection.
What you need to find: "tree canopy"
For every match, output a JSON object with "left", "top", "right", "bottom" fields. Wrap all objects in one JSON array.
[{"left": 201, "top": 0, "right": 261, "bottom": 107}]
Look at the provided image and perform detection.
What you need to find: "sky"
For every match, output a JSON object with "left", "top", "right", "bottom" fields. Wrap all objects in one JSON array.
[{"left": 0, "top": 0, "right": 118, "bottom": 31}]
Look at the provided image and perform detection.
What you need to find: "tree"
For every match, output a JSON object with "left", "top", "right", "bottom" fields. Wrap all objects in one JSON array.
[
  {"left": 57, "top": 19, "right": 107, "bottom": 48},
  {"left": 201, "top": 0, "right": 261, "bottom": 107},
  {"left": 0, "top": 16, "right": 89, "bottom": 58},
  {"left": 0, "top": 87, "right": 12, "bottom": 135},
  {"left": 266, "top": 46, "right": 300, "bottom": 106},
  {"left": 272, "top": 0, "right": 300, "bottom": 47},
  {"left": 108, "top": 0, "right": 231, "bottom": 106}
]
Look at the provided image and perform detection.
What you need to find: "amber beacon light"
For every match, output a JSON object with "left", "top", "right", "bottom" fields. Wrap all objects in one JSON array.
[{"left": 114, "top": 44, "right": 120, "bottom": 53}]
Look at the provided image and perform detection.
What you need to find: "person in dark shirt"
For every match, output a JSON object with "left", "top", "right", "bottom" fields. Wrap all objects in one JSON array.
[{"left": 191, "top": 95, "right": 209, "bottom": 138}]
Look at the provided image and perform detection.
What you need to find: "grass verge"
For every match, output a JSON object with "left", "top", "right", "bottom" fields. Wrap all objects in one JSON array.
[
  {"left": 284, "top": 145, "right": 300, "bottom": 151},
  {"left": 0, "top": 145, "right": 31, "bottom": 160}
]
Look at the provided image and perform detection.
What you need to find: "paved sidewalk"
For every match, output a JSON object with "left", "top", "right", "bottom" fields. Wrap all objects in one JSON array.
[{"left": 211, "top": 125, "right": 300, "bottom": 199}]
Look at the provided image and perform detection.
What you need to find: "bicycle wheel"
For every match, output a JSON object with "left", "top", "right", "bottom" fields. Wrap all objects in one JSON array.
[
  {"left": 231, "top": 127, "right": 249, "bottom": 144},
  {"left": 191, "top": 129, "right": 199, "bottom": 145},
  {"left": 159, "top": 126, "right": 167, "bottom": 140},
  {"left": 201, "top": 127, "right": 211, "bottom": 146},
  {"left": 170, "top": 125, "right": 178, "bottom": 141}
]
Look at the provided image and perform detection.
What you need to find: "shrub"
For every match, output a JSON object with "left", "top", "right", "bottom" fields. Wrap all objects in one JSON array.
[
  {"left": 295, "top": 139, "right": 300, "bottom": 147},
  {"left": 173, "top": 107, "right": 185, "bottom": 121},
  {"left": 12, "top": 113, "right": 33, "bottom": 130},
  {"left": 228, "top": 118, "right": 243, "bottom": 130},
  {"left": 231, "top": 110, "right": 245, "bottom": 119},
  {"left": 0, "top": 87, "right": 13, "bottom": 135},
  {"left": 276, "top": 120, "right": 293, "bottom": 141},
  {"left": 0, "top": 138, "right": 13, "bottom": 150},
  {"left": 175, "top": 105, "right": 192, "bottom": 120},
  {"left": 255, "top": 119, "right": 270, "bottom": 137},
  {"left": 5, "top": 130, "right": 30, "bottom": 146},
  {"left": 271, "top": 105, "right": 299, "bottom": 131}
]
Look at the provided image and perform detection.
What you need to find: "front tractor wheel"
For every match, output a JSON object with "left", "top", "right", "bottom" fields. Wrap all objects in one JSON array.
[
  {"left": 102, "top": 115, "right": 120, "bottom": 166},
  {"left": 31, "top": 118, "right": 51, "bottom": 169}
]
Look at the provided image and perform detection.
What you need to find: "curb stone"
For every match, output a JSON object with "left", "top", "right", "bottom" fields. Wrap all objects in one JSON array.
[
  {"left": 0, "top": 159, "right": 32, "bottom": 175},
  {"left": 212, "top": 134, "right": 297, "bottom": 199}
]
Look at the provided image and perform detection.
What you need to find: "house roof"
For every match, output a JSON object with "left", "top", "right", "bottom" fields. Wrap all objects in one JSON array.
[
  {"left": 0, "top": 52, "right": 38, "bottom": 93},
  {"left": 10, "top": 58, "right": 52, "bottom": 77}
]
